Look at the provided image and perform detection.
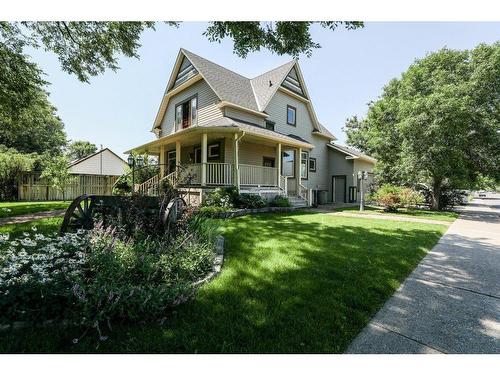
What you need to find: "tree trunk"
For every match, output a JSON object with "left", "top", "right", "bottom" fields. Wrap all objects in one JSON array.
[{"left": 431, "top": 180, "right": 442, "bottom": 211}]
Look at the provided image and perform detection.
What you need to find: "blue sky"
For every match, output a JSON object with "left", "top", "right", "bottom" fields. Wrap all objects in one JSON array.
[{"left": 31, "top": 22, "right": 500, "bottom": 157}]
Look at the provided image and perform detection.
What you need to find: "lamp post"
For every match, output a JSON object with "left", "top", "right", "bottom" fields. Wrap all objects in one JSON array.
[{"left": 127, "top": 154, "right": 135, "bottom": 192}]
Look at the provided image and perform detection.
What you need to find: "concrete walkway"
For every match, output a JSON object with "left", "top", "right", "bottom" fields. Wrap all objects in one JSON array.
[
  {"left": 0, "top": 209, "right": 66, "bottom": 226},
  {"left": 347, "top": 195, "right": 500, "bottom": 354}
]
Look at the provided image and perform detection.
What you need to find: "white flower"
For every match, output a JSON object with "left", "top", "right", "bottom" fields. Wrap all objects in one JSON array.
[
  {"left": 22, "top": 232, "right": 30, "bottom": 237},
  {"left": 31, "top": 226, "right": 38, "bottom": 232}
]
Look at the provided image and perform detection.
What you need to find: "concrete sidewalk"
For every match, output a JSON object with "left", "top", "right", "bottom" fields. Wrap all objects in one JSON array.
[{"left": 347, "top": 195, "right": 500, "bottom": 354}]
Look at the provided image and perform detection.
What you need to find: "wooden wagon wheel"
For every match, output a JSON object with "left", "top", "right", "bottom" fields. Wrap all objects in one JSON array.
[
  {"left": 161, "top": 197, "right": 187, "bottom": 231},
  {"left": 60, "top": 194, "right": 97, "bottom": 233}
]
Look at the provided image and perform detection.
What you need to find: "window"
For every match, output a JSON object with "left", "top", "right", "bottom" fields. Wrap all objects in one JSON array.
[
  {"left": 309, "top": 157, "right": 316, "bottom": 172},
  {"left": 301, "top": 151, "right": 309, "bottom": 179},
  {"left": 287, "top": 105, "right": 296, "bottom": 126},
  {"left": 263, "top": 157, "right": 275, "bottom": 168},
  {"left": 194, "top": 142, "right": 222, "bottom": 163},
  {"left": 208, "top": 143, "right": 220, "bottom": 158},
  {"left": 281, "top": 150, "right": 295, "bottom": 178},
  {"left": 175, "top": 95, "right": 197, "bottom": 131},
  {"left": 265, "top": 121, "right": 275, "bottom": 131}
]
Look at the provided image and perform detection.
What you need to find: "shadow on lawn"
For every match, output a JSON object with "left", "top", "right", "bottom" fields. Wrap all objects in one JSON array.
[{"left": 0, "top": 211, "right": 445, "bottom": 354}]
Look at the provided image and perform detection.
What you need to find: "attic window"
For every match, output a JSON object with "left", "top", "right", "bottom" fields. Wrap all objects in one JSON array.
[
  {"left": 175, "top": 95, "right": 198, "bottom": 131},
  {"left": 281, "top": 67, "right": 305, "bottom": 97},
  {"left": 173, "top": 57, "right": 198, "bottom": 88}
]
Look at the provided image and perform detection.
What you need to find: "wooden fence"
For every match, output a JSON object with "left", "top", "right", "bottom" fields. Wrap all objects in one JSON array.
[{"left": 18, "top": 173, "right": 118, "bottom": 201}]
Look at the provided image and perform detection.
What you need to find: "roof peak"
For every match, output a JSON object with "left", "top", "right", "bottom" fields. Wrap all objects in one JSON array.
[{"left": 181, "top": 48, "right": 251, "bottom": 81}]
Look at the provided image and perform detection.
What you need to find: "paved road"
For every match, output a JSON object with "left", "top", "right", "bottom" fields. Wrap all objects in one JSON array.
[{"left": 347, "top": 195, "right": 500, "bottom": 354}]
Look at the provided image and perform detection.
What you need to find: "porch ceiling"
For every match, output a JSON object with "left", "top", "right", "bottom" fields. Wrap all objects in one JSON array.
[{"left": 127, "top": 117, "right": 314, "bottom": 155}]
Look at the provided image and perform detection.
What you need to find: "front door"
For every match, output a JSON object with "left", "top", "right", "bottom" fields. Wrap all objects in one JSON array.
[
  {"left": 332, "top": 176, "right": 346, "bottom": 203},
  {"left": 167, "top": 150, "right": 176, "bottom": 174}
]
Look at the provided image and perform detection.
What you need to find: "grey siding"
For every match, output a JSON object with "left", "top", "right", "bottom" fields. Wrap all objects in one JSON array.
[
  {"left": 160, "top": 79, "right": 223, "bottom": 136},
  {"left": 327, "top": 148, "right": 354, "bottom": 203},
  {"left": 265, "top": 90, "right": 330, "bottom": 191},
  {"left": 224, "top": 108, "right": 265, "bottom": 127}
]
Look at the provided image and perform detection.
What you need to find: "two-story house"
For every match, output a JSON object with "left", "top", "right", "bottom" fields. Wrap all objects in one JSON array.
[{"left": 128, "top": 48, "right": 375, "bottom": 206}]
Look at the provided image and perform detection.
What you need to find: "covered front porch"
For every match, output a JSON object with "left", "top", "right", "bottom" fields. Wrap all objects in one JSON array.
[{"left": 129, "top": 125, "right": 313, "bottom": 203}]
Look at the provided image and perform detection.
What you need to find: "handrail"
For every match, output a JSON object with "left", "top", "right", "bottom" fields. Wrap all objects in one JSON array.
[
  {"left": 279, "top": 175, "right": 288, "bottom": 196},
  {"left": 136, "top": 174, "right": 159, "bottom": 196},
  {"left": 298, "top": 183, "right": 312, "bottom": 206}
]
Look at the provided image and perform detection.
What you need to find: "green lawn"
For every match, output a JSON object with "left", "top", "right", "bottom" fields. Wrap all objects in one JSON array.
[
  {"left": 0, "top": 217, "right": 63, "bottom": 239},
  {"left": 0, "top": 201, "right": 69, "bottom": 219},
  {"left": 334, "top": 205, "right": 459, "bottom": 222},
  {"left": 0, "top": 211, "right": 446, "bottom": 353}
]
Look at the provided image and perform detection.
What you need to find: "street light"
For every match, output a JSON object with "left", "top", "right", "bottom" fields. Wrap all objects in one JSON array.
[{"left": 127, "top": 154, "right": 135, "bottom": 192}]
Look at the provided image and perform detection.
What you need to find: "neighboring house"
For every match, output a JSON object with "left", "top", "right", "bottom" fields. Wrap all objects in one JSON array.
[
  {"left": 129, "top": 49, "right": 375, "bottom": 205},
  {"left": 69, "top": 148, "right": 128, "bottom": 176},
  {"left": 18, "top": 148, "right": 128, "bottom": 201}
]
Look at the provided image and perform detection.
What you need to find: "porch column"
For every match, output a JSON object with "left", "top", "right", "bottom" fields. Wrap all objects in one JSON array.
[
  {"left": 276, "top": 143, "right": 281, "bottom": 188},
  {"left": 201, "top": 132, "right": 207, "bottom": 186},
  {"left": 175, "top": 141, "right": 181, "bottom": 177},
  {"left": 296, "top": 147, "right": 302, "bottom": 194},
  {"left": 159, "top": 145, "right": 165, "bottom": 178},
  {"left": 233, "top": 133, "right": 240, "bottom": 190}
]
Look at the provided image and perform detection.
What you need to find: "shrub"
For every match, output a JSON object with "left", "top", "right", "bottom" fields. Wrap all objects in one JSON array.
[
  {"left": 0, "top": 147, "right": 36, "bottom": 200},
  {"left": 202, "top": 186, "right": 238, "bottom": 208},
  {"left": 198, "top": 206, "right": 232, "bottom": 218},
  {"left": 234, "top": 193, "right": 266, "bottom": 209},
  {"left": 369, "top": 184, "right": 403, "bottom": 212},
  {"left": 399, "top": 188, "right": 424, "bottom": 208},
  {"left": 269, "top": 195, "right": 292, "bottom": 207}
]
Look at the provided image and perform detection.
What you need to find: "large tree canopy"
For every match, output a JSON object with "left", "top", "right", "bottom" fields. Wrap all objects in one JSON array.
[
  {"left": 66, "top": 140, "right": 98, "bottom": 161},
  {"left": 344, "top": 42, "right": 500, "bottom": 210}
]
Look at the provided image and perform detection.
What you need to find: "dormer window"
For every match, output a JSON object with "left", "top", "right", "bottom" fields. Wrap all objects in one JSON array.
[
  {"left": 175, "top": 95, "right": 197, "bottom": 131},
  {"left": 287, "top": 105, "right": 296, "bottom": 126}
]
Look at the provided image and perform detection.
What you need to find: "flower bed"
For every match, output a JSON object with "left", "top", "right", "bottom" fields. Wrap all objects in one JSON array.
[{"left": 0, "top": 217, "right": 219, "bottom": 340}]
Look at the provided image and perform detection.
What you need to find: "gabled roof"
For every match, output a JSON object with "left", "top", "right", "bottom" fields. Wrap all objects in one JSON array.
[
  {"left": 69, "top": 148, "right": 127, "bottom": 168},
  {"left": 181, "top": 49, "right": 259, "bottom": 111},
  {"left": 250, "top": 60, "right": 296, "bottom": 111},
  {"left": 154, "top": 48, "right": 336, "bottom": 140},
  {"left": 327, "top": 143, "right": 377, "bottom": 164}
]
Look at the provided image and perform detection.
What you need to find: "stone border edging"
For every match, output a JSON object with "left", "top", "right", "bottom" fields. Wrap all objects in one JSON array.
[{"left": 213, "top": 206, "right": 299, "bottom": 219}]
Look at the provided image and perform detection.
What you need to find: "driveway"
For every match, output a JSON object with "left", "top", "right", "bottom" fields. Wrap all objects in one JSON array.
[{"left": 347, "top": 195, "right": 500, "bottom": 354}]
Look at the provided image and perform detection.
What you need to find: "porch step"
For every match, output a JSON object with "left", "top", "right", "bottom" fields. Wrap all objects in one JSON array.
[{"left": 288, "top": 196, "right": 309, "bottom": 208}]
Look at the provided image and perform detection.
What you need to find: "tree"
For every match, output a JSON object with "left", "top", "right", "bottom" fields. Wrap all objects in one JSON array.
[
  {"left": 67, "top": 140, "right": 97, "bottom": 161},
  {"left": 0, "top": 146, "right": 35, "bottom": 200},
  {"left": 344, "top": 43, "right": 500, "bottom": 210},
  {"left": 204, "top": 22, "right": 363, "bottom": 57},
  {"left": 0, "top": 89, "right": 66, "bottom": 155},
  {"left": 40, "top": 154, "right": 74, "bottom": 201}
]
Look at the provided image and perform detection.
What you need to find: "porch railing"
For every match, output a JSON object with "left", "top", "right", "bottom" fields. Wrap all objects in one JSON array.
[
  {"left": 206, "top": 163, "right": 233, "bottom": 185},
  {"left": 239, "top": 164, "right": 277, "bottom": 187}
]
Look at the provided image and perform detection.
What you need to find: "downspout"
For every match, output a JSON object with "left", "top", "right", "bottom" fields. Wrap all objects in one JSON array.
[{"left": 234, "top": 131, "right": 245, "bottom": 190}]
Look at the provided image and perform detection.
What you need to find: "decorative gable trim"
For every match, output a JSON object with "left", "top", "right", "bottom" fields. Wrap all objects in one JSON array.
[
  {"left": 281, "top": 66, "right": 306, "bottom": 98},
  {"left": 171, "top": 56, "right": 198, "bottom": 90}
]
